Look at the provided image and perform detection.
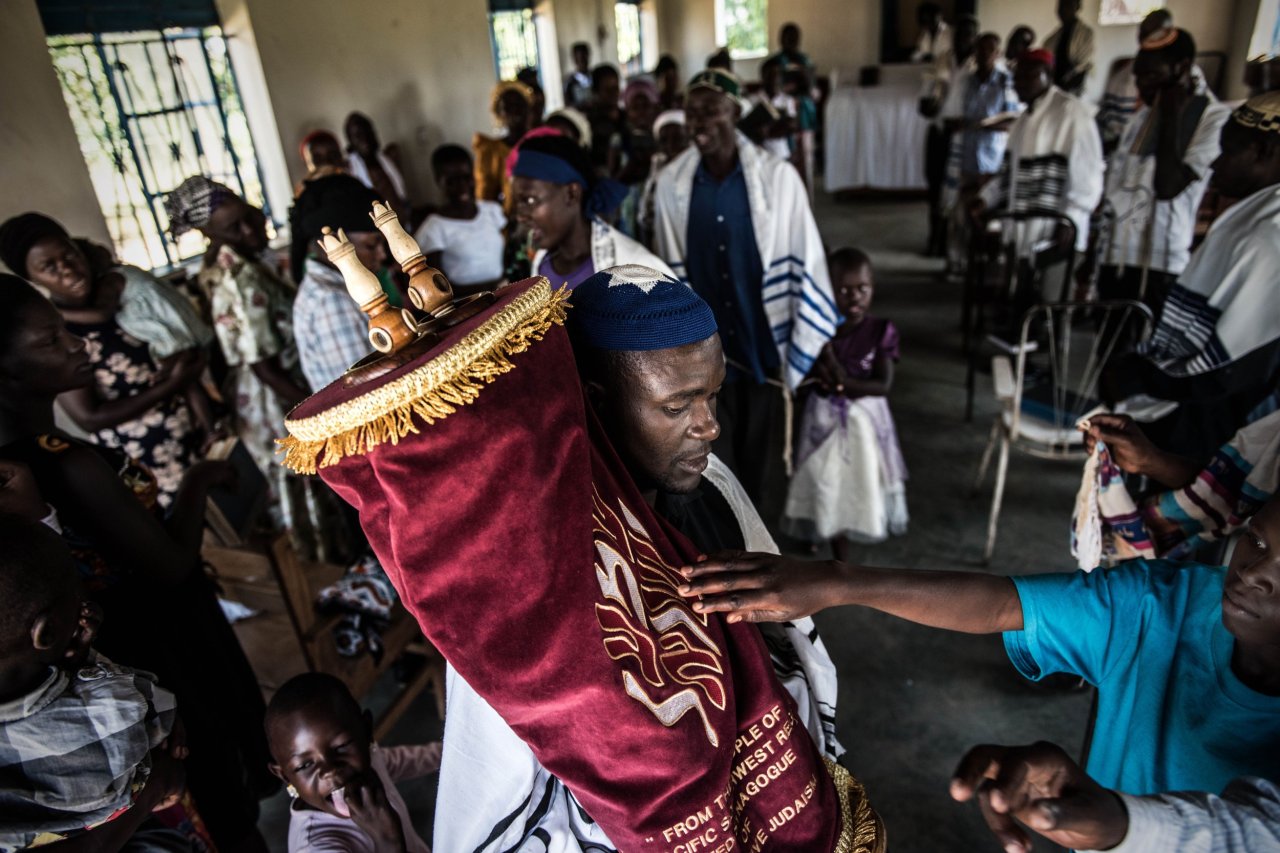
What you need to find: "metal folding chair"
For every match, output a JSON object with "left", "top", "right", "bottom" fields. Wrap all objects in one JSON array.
[
  {"left": 963, "top": 210, "right": 1080, "bottom": 421},
  {"left": 972, "top": 300, "right": 1154, "bottom": 563}
]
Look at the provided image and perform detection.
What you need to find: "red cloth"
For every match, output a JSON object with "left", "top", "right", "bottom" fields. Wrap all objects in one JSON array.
[
  {"left": 292, "top": 280, "right": 842, "bottom": 850},
  {"left": 1022, "top": 47, "right": 1056, "bottom": 70}
]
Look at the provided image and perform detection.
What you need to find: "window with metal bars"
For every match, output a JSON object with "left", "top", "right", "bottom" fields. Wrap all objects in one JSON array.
[
  {"left": 488, "top": 8, "right": 541, "bottom": 83},
  {"left": 46, "top": 26, "right": 272, "bottom": 270},
  {"left": 615, "top": 2, "right": 644, "bottom": 76}
]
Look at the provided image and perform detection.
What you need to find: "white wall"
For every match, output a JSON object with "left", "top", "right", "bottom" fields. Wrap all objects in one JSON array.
[
  {"left": 237, "top": 0, "right": 498, "bottom": 206},
  {"left": 0, "top": 0, "right": 111, "bottom": 252}
]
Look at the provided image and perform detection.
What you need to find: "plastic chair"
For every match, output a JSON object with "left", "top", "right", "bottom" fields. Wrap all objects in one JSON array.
[
  {"left": 963, "top": 210, "right": 1079, "bottom": 420},
  {"left": 972, "top": 300, "right": 1153, "bottom": 563}
]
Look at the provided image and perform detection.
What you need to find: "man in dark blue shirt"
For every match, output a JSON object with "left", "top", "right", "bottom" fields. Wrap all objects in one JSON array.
[{"left": 679, "top": 71, "right": 787, "bottom": 514}]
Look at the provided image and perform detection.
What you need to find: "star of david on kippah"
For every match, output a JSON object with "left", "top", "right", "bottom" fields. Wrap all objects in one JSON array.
[{"left": 601, "top": 263, "right": 679, "bottom": 293}]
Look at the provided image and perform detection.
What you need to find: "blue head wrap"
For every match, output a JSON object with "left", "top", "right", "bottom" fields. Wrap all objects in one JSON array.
[
  {"left": 512, "top": 136, "right": 629, "bottom": 218},
  {"left": 569, "top": 265, "right": 718, "bottom": 351}
]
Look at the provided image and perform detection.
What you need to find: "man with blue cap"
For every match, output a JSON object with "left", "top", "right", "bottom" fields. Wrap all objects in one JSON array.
[
  {"left": 569, "top": 263, "right": 844, "bottom": 763},
  {"left": 432, "top": 264, "right": 861, "bottom": 852}
]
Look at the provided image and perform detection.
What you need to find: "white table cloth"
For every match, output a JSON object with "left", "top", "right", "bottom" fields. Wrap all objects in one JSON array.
[{"left": 825, "top": 67, "right": 930, "bottom": 192}]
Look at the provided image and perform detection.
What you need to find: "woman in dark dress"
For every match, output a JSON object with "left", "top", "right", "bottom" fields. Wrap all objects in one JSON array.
[{"left": 0, "top": 276, "right": 273, "bottom": 853}]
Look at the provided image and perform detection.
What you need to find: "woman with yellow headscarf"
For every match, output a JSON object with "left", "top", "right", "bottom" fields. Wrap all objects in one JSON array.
[{"left": 473, "top": 81, "right": 534, "bottom": 209}]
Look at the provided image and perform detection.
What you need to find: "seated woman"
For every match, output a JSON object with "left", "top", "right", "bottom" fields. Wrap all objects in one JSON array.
[
  {"left": 0, "top": 278, "right": 274, "bottom": 853},
  {"left": 0, "top": 213, "right": 210, "bottom": 507},
  {"left": 413, "top": 145, "right": 506, "bottom": 294},
  {"left": 1084, "top": 411, "right": 1280, "bottom": 560},
  {"left": 509, "top": 134, "right": 673, "bottom": 289},
  {"left": 473, "top": 81, "right": 534, "bottom": 211},
  {"left": 166, "top": 176, "right": 342, "bottom": 560}
]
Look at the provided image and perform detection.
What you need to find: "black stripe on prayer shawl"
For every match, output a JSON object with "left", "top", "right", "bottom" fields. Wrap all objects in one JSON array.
[
  {"left": 1010, "top": 153, "right": 1070, "bottom": 213},
  {"left": 494, "top": 777, "right": 556, "bottom": 853}
]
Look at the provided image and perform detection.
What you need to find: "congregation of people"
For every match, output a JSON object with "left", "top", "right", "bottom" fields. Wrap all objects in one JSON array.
[{"left": 2, "top": 3, "right": 1280, "bottom": 853}]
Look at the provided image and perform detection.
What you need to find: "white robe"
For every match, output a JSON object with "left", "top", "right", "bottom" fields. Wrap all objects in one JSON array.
[
  {"left": 432, "top": 455, "right": 843, "bottom": 852},
  {"left": 654, "top": 133, "right": 838, "bottom": 390}
]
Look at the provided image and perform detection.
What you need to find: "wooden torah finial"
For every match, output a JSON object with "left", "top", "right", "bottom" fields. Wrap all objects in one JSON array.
[
  {"left": 369, "top": 200, "right": 453, "bottom": 314},
  {"left": 319, "top": 226, "right": 417, "bottom": 354}
]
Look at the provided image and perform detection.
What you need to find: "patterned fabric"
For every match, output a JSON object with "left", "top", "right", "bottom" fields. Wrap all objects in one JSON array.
[
  {"left": 315, "top": 553, "right": 398, "bottom": 661},
  {"left": 293, "top": 259, "right": 373, "bottom": 392},
  {"left": 1143, "top": 409, "right": 1280, "bottom": 558},
  {"left": 1072, "top": 441, "right": 1156, "bottom": 571},
  {"left": 569, "top": 264, "right": 716, "bottom": 351},
  {"left": 1137, "top": 183, "right": 1280, "bottom": 377},
  {"left": 0, "top": 656, "right": 176, "bottom": 853},
  {"left": 200, "top": 246, "right": 341, "bottom": 556},
  {"left": 984, "top": 86, "right": 1104, "bottom": 257},
  {"left": 62, "top": 319, "right": 201, "bottom": 508},
  {"left": 163, "top": 176, "right": 233, "bottom": 238},
  {"left": 1099, "top": 777, "right": 1280, "bottom": 853},
  {"left": 1231, "top": 90, "right": 1280, "bottom": 134}
]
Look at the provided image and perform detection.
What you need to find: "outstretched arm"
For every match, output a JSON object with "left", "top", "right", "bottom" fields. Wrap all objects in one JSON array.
[{"left": 678, "top": 552, "right": 1022, "bottom": 633}]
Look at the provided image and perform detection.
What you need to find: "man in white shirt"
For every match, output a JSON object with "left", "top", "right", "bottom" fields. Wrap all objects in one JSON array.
[
  {"left": 950, "top": 741, "right": 1280, "bottom": 853},
  {"left": 1094, "top": 27, "right": 1231, "bottom": 321}
]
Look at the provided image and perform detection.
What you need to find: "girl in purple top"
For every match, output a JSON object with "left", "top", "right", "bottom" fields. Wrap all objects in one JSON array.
[{"left": 784, "top": 248, "right": 909, "bottom": 559}]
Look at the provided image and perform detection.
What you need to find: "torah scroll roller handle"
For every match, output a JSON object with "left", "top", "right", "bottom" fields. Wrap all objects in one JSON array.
[
  {"left": 369, "top": 201, "right": 453, "bottom": 314},
  {"left": 319, "top": 225, "right": 417, "bottom": 354}
]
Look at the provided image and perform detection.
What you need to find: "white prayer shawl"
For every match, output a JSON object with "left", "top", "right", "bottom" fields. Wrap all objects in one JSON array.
[
  {"left": 530, "top": 218, "right": 674, "bottom": 282},
  {"left": 1140, "top": 183, "right": 1280, "bottom": 377},
  {"left": 432, "top": 455, "right": 843, "bottom": 852},
  {"left": 984, "top": 86, "right": 1104, "bottom": 258},
  {"left": 654, "top": 133, "right": 839, "bottom": 390},
  {"left": 347, "top": 150, "right": 408, "bottom": 203},
  {"left": 1043, "top": 22, "right": 1096, "bottom": 84}
]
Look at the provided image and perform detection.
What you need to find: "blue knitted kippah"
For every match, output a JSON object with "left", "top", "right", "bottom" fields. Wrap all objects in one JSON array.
[{"left": 569, "top": 265, "right": 718, "bottom": 352}]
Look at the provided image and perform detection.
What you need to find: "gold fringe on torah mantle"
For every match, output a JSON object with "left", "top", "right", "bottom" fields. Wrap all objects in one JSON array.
[
  {"left": 827, "top": 758, "right": 887, "bottom": 853},
  {"left": 279, "top": 280, "right": 568, "bottom": 474}
]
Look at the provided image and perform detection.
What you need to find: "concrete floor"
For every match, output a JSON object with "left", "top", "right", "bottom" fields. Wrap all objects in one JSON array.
[{"left": 260, "top": 195, "right": 1092, "bottom": 852}]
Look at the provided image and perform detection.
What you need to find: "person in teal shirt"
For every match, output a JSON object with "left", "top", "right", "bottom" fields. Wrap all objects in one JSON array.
[{"left": 676, "top": 497, "right": 1280, "bottom": 797}]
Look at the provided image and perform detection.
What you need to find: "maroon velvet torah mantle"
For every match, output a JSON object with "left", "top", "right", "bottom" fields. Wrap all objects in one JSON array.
[{"left": 281, "top": 279, "right": 873, "bottom": 852}]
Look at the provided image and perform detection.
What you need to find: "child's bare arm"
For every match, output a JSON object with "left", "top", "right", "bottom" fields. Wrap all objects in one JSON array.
[
  {"left": 678, "top": 553, "right": 1023, "bottom": 634},
  {"left": 836, "top": 351, "right": 894, "bottom": 398}
]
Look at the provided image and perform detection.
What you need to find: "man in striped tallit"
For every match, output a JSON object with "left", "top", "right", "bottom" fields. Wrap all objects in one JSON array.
[
  {"left": 654, "top": 69, "right": 840, "bottom": 514},
  {"left": 976, "top": 48, "right": 1103, "bottom": 299}
]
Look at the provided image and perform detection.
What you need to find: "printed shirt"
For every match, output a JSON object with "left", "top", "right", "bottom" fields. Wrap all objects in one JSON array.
[
  {"left": 1004, "top": 560, "right": 1280, "bottom": 795},
  {"left": 294, "top": 258, "right": 372, "bottom": 392},
  {"left": 1102, "top": 98, "right": 1232, "bottom": 275},
  {"left": 685, "top": 160, "right": 778, "bottom": 383},
  {"left": 0, "top": 656, "right": 176, "bottom": 853},
  {"left": 946, "top": 66, "right": 1020, "bottom": 176}
]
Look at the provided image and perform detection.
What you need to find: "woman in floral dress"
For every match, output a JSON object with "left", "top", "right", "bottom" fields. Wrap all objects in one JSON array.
[{"left": 168, "top": 176, "right": 342, "bottom": 559}]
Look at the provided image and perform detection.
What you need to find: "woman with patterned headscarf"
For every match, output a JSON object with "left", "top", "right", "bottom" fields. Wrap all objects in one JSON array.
[
  {"left": 473, "top": 80, "right": 535, "bottom": 209},
  {"left": 165, "top": 176, "right": 340, "bottom": 560}
]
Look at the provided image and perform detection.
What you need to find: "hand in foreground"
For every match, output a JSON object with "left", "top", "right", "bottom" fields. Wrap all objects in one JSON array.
[
  {"left": 343, "top": 774, "right": 406, "bottom": 853},
  {"left": 950, "top": 741, "right": 1128, "bottom": 853},
  {"left": 1081, "top": 414, "right": 1157, "bottom": 476},
  {"left": 678, "top": 552, "right": 843, "bottom": 623}
]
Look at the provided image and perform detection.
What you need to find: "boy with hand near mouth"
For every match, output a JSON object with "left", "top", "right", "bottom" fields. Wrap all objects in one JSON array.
[{"left": 266, "top": 673, "right": 441, "bottom": 853}]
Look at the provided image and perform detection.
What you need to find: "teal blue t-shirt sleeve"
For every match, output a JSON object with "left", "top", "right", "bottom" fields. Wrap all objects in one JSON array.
[{"left": 1003, "top": 565, "right": 1154, "bottom": 685}]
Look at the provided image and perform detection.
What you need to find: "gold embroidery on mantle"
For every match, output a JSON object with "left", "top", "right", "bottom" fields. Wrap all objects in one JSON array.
[{"left": 593, "top": 488, "right": 726, "bottom": 746}]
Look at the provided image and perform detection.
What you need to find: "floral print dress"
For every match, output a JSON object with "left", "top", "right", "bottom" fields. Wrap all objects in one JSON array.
[
  {"left": 63, "top": 318, "right": 201, "bottom": 508},
  {"left": 199, "top": 246, "right": 344, "bottom": 561}
]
